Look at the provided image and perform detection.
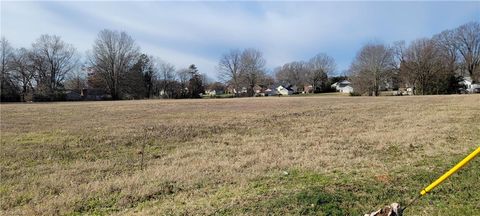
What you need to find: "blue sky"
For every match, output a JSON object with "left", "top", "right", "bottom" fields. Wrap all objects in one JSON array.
[{"left": 1, "top": 1, "right": 479, "bottom": 79}]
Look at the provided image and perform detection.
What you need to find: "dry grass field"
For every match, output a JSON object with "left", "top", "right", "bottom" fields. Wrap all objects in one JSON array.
[{"left": 1, "top": 95, "right": 479, "bottom": 215}]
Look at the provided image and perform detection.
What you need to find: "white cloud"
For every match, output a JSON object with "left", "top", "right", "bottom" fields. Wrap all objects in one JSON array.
[
  {"left": 138, "top": 41, "right": 219, "bottom": 78},
  {"left": 2, "top": 1, "right": 478, "bottom": 78}
]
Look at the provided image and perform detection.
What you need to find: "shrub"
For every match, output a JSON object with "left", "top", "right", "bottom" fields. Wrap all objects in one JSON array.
[
  {"left": 33, "top": 92, "right": 67, "bottom": 102},
  {"left": 349, "top": 92, "right": 361, "bottom": 96}
]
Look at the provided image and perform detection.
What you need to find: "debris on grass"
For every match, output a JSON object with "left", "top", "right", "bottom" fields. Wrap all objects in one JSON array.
[{"left": 364, "top": 203, "right": 402, "bottom": 216}]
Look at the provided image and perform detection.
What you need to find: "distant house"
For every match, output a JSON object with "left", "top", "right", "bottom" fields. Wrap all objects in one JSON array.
[
  {"left": 225, "top": 85, "right": 237, "bottom": 94},
  {"left": 276, "top": 85, "right": 294, "bottom": 95},
  {"left": 159, "top": 90, "right": 167, "bottom": 96},
  {"left": 303, "top": 85, "right": 314, "bottom": 94},
  {"left": 65, "top": 90, "right": 82, "bottom": 101},
  {"left": 460, "top": 76, "right": 480, "bottom": 93},
  {"left": 252, "top": 85, "right": 267, "bottom": 96},
  {"left": 205, "top": 89, "right": 224, "bottom": 96},
  {"left": 62, "top": 89, "right": 110, "bottom": 101},
  {"left": 204, "top": 89, "right": 214, "bottom": 96},
  {"left": 331, "top": 80, "right": 353, "bottom": 93},
  {"left": 253, "top": 85, "right": 263, "bottom": 94},
  {"left": 265, "top": 87, "right": 277, "bottom": 96},
  {"left": 406, "top": 87, "right": 414, "bottom": 95},
  {"left": 205, "top": 88, "right": 224, "bottom": 96},
  {"left": 81, "top": 88, "right": 109, "bottom": 100},
  {"left": 205, "top": 82, "right": 226, "bottom": 96},
  {"left": 240, "top": 87, "right": 248, "bottom": 94},
  {"left": 265, "top": 89, "right": 275, "bottom": 96}
]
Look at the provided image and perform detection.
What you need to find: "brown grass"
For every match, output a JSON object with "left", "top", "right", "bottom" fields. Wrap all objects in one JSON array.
[{"left": 1, "top": 95, "right": 479, "bottom": 215}]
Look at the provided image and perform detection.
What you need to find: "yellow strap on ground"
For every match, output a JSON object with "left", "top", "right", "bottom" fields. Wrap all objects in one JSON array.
[{"left": 420, "top": 146, "right": 480, "bottom": 196}]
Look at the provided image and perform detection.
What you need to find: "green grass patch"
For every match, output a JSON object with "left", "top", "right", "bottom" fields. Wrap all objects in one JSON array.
[{"left": 213, "top": 153, "right": 480, "bottom": 215}]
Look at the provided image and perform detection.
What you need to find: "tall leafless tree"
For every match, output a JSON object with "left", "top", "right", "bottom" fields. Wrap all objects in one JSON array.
[
  {"left": 11, "top": 48, "right": 35, "bottom": 101},
  {"left": 349, "top": 43, "right": 396, "bottom": 96},
  {"left": 434, "top": 30, "right": 458, "bottom": 71},
  {"left": 0, "top": 37, "right": 19, "bottom": 101},
  {"left": 433, "top": 30, "right": 462, "bottom": 93},
  {"left": 217, "top": 49, "right": 242, "bottom": 96},
  {"left": 400, "top": 38, "right": 445, "bottom": 95},
  {"left": 64, "top": 69, "right": 87, "bottom": 91},
  {"left": 176, "top": 68, "right": 190, "bottom": 98},
  {"left": 308, "top": 53, "right": 336, "bottom": 92},
  {"left": 239, "top": 48, "right": 266, "bottom": 96},
  {"left": 393, "top": 41, "right": 414, "bottom": 88},
  {"left": 29, "top": 35, "right": 78, "bottom": 94},
  {"left": 158, "top": 60, "right": 176, "bottom": 98},
  {"left": 1, "top": 37, "right": 14, "bottom": 76},
  {"left": 275, "top": 61, "right": 308, "bottom": 88},
  {"left": 454, "top": 21, "right": 480, "bottom": 81},
  {"left": 89, "top": 29, "right": 140, "bottom": 99}
]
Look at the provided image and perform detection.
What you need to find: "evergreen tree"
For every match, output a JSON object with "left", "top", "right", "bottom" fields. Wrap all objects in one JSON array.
[{"left": 187, "top": 64, "right": 204, "bottom": 98}]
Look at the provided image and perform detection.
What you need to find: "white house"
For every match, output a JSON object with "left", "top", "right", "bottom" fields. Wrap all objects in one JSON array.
[
  {"left": 240, "top": 87, "right": 248, "bottom": 94},
  {"left": 65, "top": 90, "right": 82, "bottom": 101},
  {"left": 205, "top": 89, "right": 224, "bottom": 96},
  {"left": 406, "top": 87, "right": 414, "bottom": 95},
  {"left": 276, "top": 85, "right": 294, "bottom": 95},
  {"left": 331, "top": 80, "right": 353, "bottom": 93},
  {"left": 460, "top": 76, "right": 480, "bottom": 93}
]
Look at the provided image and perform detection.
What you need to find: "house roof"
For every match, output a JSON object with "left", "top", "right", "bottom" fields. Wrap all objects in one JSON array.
[{"left": 277, "top": 85, "right": 294, "bottom": 91}]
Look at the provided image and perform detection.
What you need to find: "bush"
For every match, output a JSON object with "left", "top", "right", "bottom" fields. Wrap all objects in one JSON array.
[
  {"left": 0, "top": 93, "right": 21, "bottom": 102},
  {"left": 33, "top": 92, "right": 67, "bottom": 102},
  {"left": 349, "top": 92, "right": 361, "bottom": 96},
  {"left": 0, "top": 82, "right": 21, "bottom": 102}
]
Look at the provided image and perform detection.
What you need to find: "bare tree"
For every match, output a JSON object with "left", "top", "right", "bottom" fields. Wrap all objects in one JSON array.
[
  {"left": 217, "top": 49, "right": 242, "bottom": 96},
  {"left": 29, "top": 35, "right": 78, "bottom": 94},
  {"left": 89, "top": 29, "right": 140, "bottom": 99},
  {"left": 158, "top": 60, "right": 176, "bottom": 98},
  {"left": 239, "top": 48, "right": 266, "bottom": 96},
  {"left": 349, "top": 43, "right": 396, "bottom": 96},
  {"left": 433, "top": 30, "right": 462, "bottom": 93},
  {"left": 11, "top": 48, "right": 35, "bottom": 100},
  {"left": 434, "top": 30, "right": 458, "bottom": 69},
  {"left": 176, "top": 68, "right": 190, "bottom": 98},
  {"left": 64, "top": 69, "right": 87, "bottom": 91},
  {"left": 0, "top": 37, "right": 19, "bottom": 101},
  {"left": 454, "top": 21, "right": 480, "bottom": 81},
  {"left": 206, "top": 81, "right": 226, "bottom": 94},
  {"left": 1, "top": 37, "right": 14, "bottom": 76},
  {"left": 308, "top": 53, "right": 336, "bottom": 92},
  {"left": 275, "top": 61, "right": 308, "bottom": 88},
  {"left": 393, "top": 41, "right": 415, "bottom": 89},
  {"left": 274, "top": 53, "right": 335, "bottom": 93},
  {"left": 400, "top": 38, "right": 445, "bottom": 95}
]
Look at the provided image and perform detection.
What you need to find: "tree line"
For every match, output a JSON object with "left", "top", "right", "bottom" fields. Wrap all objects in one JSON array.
[
  {"left": 217, "top": 50, "right": 338, "bottom": 96},
  {"left": 218, "top": 22, "right": 479, "bottom": 96},
  {"left": 349, "top": 21, "right": 479, "bottom": 96},
  {"left": 1, "top": 21, "right": 478, "bottom": 101},
  {"left": 0, "top": 29, "right": 208, "bottom": 101}
]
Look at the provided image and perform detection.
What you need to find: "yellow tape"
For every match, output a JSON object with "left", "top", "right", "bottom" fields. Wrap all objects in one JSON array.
[{"left": 420, "top": 146, "right": 480, "bottom": 196}]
